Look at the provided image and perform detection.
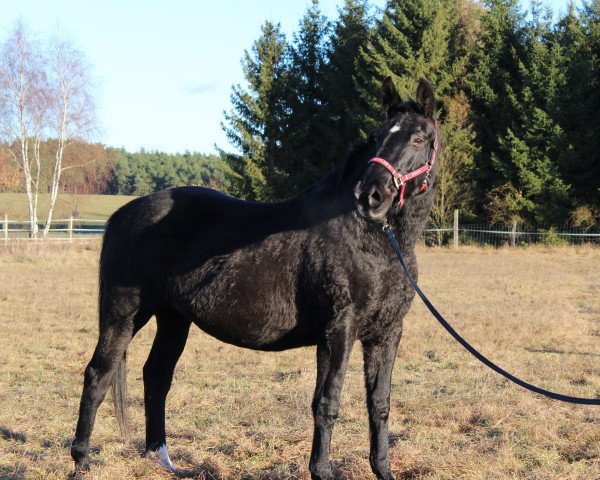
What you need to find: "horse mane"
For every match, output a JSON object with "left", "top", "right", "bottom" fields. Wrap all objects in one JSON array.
[
  {"left": 334, "top": 134, "right": 377, "bottom": 192},
  {"left": 386, "top": 99, "right": 423, "bottom": 118}
]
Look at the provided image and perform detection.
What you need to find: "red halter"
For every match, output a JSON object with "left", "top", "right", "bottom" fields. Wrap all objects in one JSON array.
[{"left": 369, "top": 121, "right": 439, "bottom": 208}]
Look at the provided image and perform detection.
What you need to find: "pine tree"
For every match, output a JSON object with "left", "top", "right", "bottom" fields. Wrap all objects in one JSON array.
[
  {"left": 219, "top": 21, "right": 287, "bottom": 200},
  {"left": 556, "top": 1, "right": 600, "bottom": 209},
  {"left": 430, "top": 0, "right": 480, "bottom": 228},
  {"left": 353, "top": 0, "right": 454, "bottom": 134},
  {"left": 517, "top": 1, "right": 570, "bottom": 222},
  {"left": 278, "top": 0, "right": 331, "bottom": 197},
  {"left": 470, "top": 0, "right": 571, "bottom": 224},
  {"left": 468, "top": 0, "right": 526, "bottom": 199},
  {"left": 324, "top": 0, "right": 372, "bottom": 160}
]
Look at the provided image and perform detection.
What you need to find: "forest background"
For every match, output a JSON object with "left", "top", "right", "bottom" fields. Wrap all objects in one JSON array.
[{"left": 1, "top": 0, "right": 599, "bottom": 232}]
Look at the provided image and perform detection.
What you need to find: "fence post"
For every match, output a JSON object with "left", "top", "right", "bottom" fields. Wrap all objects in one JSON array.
[
  {"left": 511, "top": 220, "right": 517, "bottom": 247},
  {"left": 3, "top": 214, "right": 7, "bottom": 243},
  {"left": 453, "top": 209, "right": 459, "bottom": 249},
  {"left": 68, "top": 216, "right": 73, "bottom": 243}
]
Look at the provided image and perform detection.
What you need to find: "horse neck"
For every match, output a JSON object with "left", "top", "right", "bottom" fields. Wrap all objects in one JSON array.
[
  {"left": 387, "top": 186, "right": 436, "bottom": 251},
  {"left": 293, "top": 180, "right": 356, "bottom": 230},
  {"left": 284, "top": 151, "right": 435, "bottom": 251},
  {"left": 284, "top": 180, "right": 433, "bottom": 265}
]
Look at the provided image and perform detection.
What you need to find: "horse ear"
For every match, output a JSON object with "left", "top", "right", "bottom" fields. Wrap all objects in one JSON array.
[
  {"left": 381, "top": 77, "right": 401, "bottom": 116},
  {"left": 416, "top": 77, "right": 435, "bottom": 118}
]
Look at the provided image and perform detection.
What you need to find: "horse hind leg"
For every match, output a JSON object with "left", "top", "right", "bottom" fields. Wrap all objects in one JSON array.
[
  {"left": 143, "top": 309, "right": 190, "bottom": 471},
  {"left": 71, "top": 297, "right": 152, "bottom": 472}
]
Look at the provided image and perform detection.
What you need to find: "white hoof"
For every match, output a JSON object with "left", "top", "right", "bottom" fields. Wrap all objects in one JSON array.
[{"left": 156, "top": 444, "right": 177, "bottom": 471}]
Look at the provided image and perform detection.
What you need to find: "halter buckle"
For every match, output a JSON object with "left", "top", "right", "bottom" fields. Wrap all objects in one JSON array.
[{"left": 392, "top": 176, "right": 403, "bottom": 190}]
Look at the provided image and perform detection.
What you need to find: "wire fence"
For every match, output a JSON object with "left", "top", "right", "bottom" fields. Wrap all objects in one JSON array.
[
  {"left": 422, "top": 223, "right": 600, "bottom": 247},
  {"left": 1, "top": 214, "right": 599, "bottom": 246}
]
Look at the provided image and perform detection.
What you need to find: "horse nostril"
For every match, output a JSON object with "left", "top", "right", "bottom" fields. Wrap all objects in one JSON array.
[{"left": 368, "top": 187, "right": 383, "bottom": 209}]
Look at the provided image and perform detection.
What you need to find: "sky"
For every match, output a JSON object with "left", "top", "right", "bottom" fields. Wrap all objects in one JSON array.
[{"left": 1, "top": 0, "right": 574, "bottom": 155}]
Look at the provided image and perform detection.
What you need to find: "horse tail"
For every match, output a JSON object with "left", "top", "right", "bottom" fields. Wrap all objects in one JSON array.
[
  {"left": 98, "top": 233, "right": 130, "bottom": 439},
  {"left": 111, "top": 349, "right": 129, "bottom": 438},
  {"left": 101, "top": 212, "right": 146, "bottom": 440}
]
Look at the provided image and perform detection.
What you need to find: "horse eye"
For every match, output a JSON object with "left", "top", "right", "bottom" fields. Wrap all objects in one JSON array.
[{"left": 413, "top": 137, "right": 424, "bottom": 145}]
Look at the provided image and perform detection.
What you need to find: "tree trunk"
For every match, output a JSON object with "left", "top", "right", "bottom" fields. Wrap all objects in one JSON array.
[
  {"left": 42, "top": 85, "right": 69, "bottom": 239},
  {"left": 42, "top": 140, "right": 64, "bottom": 239},
  {"left": 20, "top": 137, "right": 38, "bottom": 239}
]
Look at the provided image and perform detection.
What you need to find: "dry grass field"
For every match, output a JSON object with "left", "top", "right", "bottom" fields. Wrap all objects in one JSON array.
[
  {"left": 0, "top": 242, "right": 599, "bottom": 480},
  {"left": 0, "top": 193, "right": 136, "bottom": 220}
]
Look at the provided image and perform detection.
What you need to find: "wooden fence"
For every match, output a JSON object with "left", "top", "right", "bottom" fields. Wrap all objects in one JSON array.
[
  {"left": 2, "top": 214, "right": 105, "bottom": 242},
  {"left": 2, "top": 211, "right": 599, "bottom": 246}
]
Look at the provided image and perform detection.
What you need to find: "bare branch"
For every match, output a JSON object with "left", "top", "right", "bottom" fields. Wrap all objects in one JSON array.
[
  {"left": 61, "top": 158, "right": 96, "bottom": 172},
  {"left": 0, "top": 20, "right": 47, "bottom": 238},
  {"left": 0, "top": 20, "right": 98, "bottom": 238},
  {"left": 42, "top": 28, "right": 98, "bottom": 238}
]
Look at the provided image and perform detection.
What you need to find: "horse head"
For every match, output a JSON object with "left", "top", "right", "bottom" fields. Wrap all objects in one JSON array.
[{"left": 355, "top": 76, "right": 439, "bottom": 222}]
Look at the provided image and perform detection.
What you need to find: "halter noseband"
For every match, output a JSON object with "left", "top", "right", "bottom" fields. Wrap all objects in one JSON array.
[{"left": 368, "top": 121, "right": 439, "bottom": 208}]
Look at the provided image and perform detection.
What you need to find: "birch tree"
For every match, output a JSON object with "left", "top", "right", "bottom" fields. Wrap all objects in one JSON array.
[
  {"left": 41, "top": 34, "right": 96, "bottom": 238},
  {"left": 0, "top": 21, "right": 97, "bottom": 239},
  {"left": 0, "top": 21, "right": 48, "bottom": 238}
]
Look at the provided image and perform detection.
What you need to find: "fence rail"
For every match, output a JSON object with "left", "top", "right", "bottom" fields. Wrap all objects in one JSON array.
[
  {"left": 1, "top": 215, "right": 107, "bottom": 242},
  {"left": 1, "top": 212, "right": 599, "bottom": 246}
]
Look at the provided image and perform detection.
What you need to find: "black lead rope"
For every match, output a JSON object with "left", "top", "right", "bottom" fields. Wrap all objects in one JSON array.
[{"left": 383, "top": 223, "right": 600, "bottom": 405}]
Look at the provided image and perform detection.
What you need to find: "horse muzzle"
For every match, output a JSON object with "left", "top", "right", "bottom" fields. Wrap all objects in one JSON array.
[{"left": 354, "top": 180, "right": 396, "bottom": 221}]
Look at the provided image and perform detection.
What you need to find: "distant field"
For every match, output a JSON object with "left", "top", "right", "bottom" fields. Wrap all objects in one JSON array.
[
  {"left": 0, "top": 244, "right": 598, "bottom": 479},
  {"left": 0, "top": 193, "right": 137, "bottom": 220}
]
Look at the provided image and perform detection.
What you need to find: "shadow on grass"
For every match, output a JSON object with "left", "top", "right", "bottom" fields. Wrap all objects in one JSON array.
[
  {"left": 396, "top": 466, "right": 433, "bottom": 479},
  {"left": 124, "top": 442, "right": 225, "bottom": 479},
  {"left": 0, "top": 427, "right": 26, "bottom": 444},
  {"left": 237, "top": 462, "right": 304, "bottom": 480},
  {"left": 63, "top": 440, "right": 332, "bottom": 479},
  {"left": 0, "top": 428, "right": 29, "bottom": 480},
  {"left": 524, "top": 347, "right": 600, "bottom": 357},
  {"left": 172, "top": 463, "right": 223, "bottom": 479},
  {"left": 0, "top": 465, "right": 27, "bottom": 480}
]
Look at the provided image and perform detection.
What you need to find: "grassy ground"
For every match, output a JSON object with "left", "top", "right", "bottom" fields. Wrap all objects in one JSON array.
[
  {"left": 0, "top": 243, "right": 598, "bottom": 479},
  {"left": 0, "top": 193, "right": 136, "bottom": 220}
]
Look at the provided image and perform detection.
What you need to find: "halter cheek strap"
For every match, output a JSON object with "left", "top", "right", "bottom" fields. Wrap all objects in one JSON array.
[{"left": 369, "top": 121, "right": 439, "bottom": 208}]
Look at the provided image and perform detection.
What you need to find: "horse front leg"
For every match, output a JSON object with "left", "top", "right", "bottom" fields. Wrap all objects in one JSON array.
[
  {"left": 362, "top": 327, "right": 403, "bottom": 480},
  {"left": 309, "top": 326, "right": 354, "bottom": 480}
]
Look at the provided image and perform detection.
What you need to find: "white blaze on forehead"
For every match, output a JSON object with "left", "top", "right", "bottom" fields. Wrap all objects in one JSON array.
[
  {"left": 156, "top": 444, "right": 177, "bottom": 471},
  {"left": 389, "top": 124, "right": 401, "bottom": 133}
]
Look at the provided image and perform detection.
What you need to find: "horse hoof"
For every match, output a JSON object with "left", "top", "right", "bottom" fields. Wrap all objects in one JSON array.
[
  {"left": 70, "top": 458, "right": 90, "bottom": 479},
  {"left": 71, "top": 451, "right": 90, "bottom": 474},
  {"left": 149, "top": 444, "right": 178, "bottom": 472},
  {"left": 75, "top": 460, "right": 90, "bottom": 471},
  {"left": 375, "top": 470, "right": 396, "bottom": 480},
  {"left": 311, "top": 474, "right": 334, "bottom": 480},
  {"left": 310, "top": 465, "right": 334, "bottom": 480}
]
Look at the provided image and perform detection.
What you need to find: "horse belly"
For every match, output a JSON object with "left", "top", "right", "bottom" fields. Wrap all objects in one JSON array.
[{"left": 169, "top": 258, "right": 313, "bottom": 351}]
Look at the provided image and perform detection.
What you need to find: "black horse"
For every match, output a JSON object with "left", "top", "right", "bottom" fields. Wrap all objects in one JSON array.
[{"left": 71, "top": 77, "right": 439, "bottom": 480}]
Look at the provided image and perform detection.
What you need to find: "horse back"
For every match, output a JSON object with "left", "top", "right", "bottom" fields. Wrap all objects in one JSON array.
[{"left": 99, "top": 187, "right": 327, "bottom": 349}]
